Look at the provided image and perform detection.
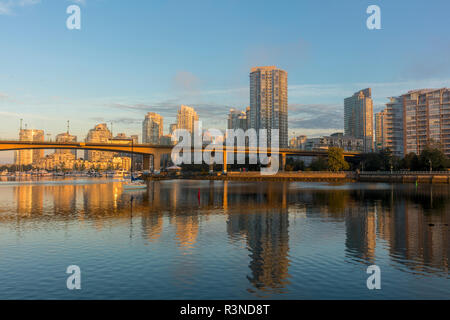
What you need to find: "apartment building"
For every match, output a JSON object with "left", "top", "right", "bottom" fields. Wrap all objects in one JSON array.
[
  {"left": 404, "top": 88, "right": 450, "bottom": 156},
  {"left": 249, "top": 66, "right": 288, "bottom": 148},
  {"left": 344, "top": 88, "right": 374, "bottom": 152}
]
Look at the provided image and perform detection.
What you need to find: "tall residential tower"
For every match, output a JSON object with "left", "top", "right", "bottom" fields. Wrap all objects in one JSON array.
[
  {"left": 344, "top": 88, "right": 374, "bottom": 152},
  {"left": 249, "top": 66, "right": 288, "bottom": 148},
  {"left": 227, "top": 108, "right": 248, "bottom": 130},
  {"left": 375, "top": 96, "right": 404, "bottom": 157},
  {"left": 176, "top": 105, "right": 199, "bottom": 133},
  {"left": 142, "top": 112, "right": 163, "bottom": 144},
  {"left": 14, "top": 129, "right": 45, "bottom": 166},
  {"left": 84, "top": 123, "right": 113, "bottom": 162}
]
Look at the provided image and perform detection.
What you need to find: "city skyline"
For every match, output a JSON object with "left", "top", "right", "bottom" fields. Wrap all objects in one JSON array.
[
  {"left": 1, "top": 0, "right": 450, "bottom": 163},
  {"left": 3, "top": 84, "right": 450, "bottom": 166}
]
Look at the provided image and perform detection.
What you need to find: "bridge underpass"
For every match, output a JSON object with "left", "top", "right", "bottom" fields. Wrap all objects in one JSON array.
[{"left": 0, "top": 140, "right": 361, "bottom": 172}]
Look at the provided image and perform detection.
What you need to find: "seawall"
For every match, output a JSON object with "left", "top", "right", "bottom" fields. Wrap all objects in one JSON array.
[{"left": 145, "top": 171, "right": 450, "bottom": 184}]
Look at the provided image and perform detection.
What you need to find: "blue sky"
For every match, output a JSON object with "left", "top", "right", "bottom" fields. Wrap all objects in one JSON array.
[{"left": 0, "top": 0, "right": 450, "bottom": 162}]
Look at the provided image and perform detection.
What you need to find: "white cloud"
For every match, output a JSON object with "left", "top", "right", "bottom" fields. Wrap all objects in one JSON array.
[
  {"left": 0, "top": 2, "right": 11, "bottom": 14},
  {"left": 0, "top": 0, "right": 40, "bottom": 15}
]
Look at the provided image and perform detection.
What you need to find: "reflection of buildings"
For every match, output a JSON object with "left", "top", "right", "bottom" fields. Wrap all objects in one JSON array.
[
  {"left": 339, "top": 186, "right": 448, "bottom": 274},
  {"left": 50, "top": 184, "right": 77, "bottom": 214},
  {"left": 227, "top": 209, "right": 290, "bottom": 291},
  {"left": 174, "top": 214, "right": 199, "bottom": 249},
  {"left": 301, "top": 186, "right": 449, "bottom": 275},
  {"left": 344, "top": 205, "right": 377, "bottom": 264},
  {"left": 141, "top": 212, "right": 164, "bottom": 242},
  {"left": 376, "top": 187, "right": 449, "bottom": 274},
  {"left": 5, "top": 180, "right": 448, "bottom": 279},
  {"left": 226, "top": 182, "right": 290, "bottom": 292},
  {"left": 14, "top": 185, "right": 43, "bottom": 216}
]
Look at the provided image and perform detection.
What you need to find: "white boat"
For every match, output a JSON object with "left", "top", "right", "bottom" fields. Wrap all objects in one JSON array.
[
  {"left": 39, "top": 170, "right": 53, "bottom": 177},
  {"left": 123, "top": 180, "right": 147, "bottom": 190},
  {"left": 15, "top": 171, "right": 30, "bottom": 177},
  {"left": 106, "top": 170, "right": 127, "bottom": 179}
]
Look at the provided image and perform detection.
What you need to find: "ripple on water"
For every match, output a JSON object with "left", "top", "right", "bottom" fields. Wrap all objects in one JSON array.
[{"left": 0, "top": 179, "right": 448, "bottom": 299}]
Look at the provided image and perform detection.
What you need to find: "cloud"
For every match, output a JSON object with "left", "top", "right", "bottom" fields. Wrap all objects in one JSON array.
[
  {"left": 69, "top": 0, "right": 85, "bottom": 5},
  {"left": 107, "top": 100, "right": 230, "bottom": 129},
  {"left": 18, "top": 0, "right": 40, "bottom": 6},
  {"left": 0, "top": 0, "right": 40, "bottom": 15},
  {"left": 103, "top": 77, "right": 450, "bottom": 137},
  {"left": 0, "top": 2, "right": 11, "bottom": 14},
  {"left": 288, "top": 103, "right": 343, "bottom": 131}
]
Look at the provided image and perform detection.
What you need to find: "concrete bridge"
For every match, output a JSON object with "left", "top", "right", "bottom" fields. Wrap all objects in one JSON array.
[{"left": 0, "top": 140, "right": 361, "bottom": 172}]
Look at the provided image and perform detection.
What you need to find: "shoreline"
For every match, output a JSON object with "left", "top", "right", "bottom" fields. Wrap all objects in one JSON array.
[{"left": 146, "top": 171, "right": 450, "bottom": 184}]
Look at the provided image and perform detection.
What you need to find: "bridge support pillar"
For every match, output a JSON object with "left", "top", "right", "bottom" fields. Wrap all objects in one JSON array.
[
  {"left": 143, "top": 155, "right": 151, "bottom": 172},
  {"left": 153, "top": 153, "right": 161, "bottom": 172},
  {"left": 222, "top": 149, "right": 227, "bottom": 173},
  {"left": 281, "top": 153, "right": 286, "bottom": 171}
]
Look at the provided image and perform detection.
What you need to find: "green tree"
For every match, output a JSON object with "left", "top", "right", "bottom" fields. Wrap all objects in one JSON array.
[
  {"left": 360, "top": 152, "right": 386, "bottom": 171},
  {"left": 419, "top": 146, "right": 448, "bottom": 171},
  {"left": 327, "top": 147, "right": 350, "bottom": 172},
  {"left": 309, "top": 157, "right": 328, "bottom": 171},
  {"left": 401, "top": 152, "right": 420, "bottom": 171},
  {"left": 285, "top": 158, "right": 305, "bottom": 171}
]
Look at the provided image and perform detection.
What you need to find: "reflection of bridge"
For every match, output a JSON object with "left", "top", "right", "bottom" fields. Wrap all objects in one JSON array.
[{"left": 0, "top": 140, "right": 360, "bottom": 171}]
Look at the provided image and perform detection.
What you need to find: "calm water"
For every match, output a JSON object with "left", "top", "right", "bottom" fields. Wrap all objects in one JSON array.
[{"left": 0, "top": 178, "right": 448, "bottom": 299}]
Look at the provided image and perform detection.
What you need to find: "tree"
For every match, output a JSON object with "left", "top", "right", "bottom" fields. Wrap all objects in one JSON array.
[
  {"left": 309, "top": 157, "right": 328, "bottom": 171},
  {"left": 360, "top": 152, "right": 386, "bottom": 171},
  {"left": 285, "top": 158, "right": 305, "bottom": 171},
  {"left": 419, "top": 146, "right": 448, "bottom": 171},
  {"left": 401, "top": 152, "right": 420, "bottom": 171},
  {"left": 327, "top": 147, "right": 350, "bottom": 172}
]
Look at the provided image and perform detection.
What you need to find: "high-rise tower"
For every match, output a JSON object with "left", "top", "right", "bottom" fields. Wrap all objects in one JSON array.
[
  {"left": 249, "top": 66, "right": 288, "bottom": 148},
  {"left": 344, "top": 88, "right": 374, "bottom": 152},
  {"left": 142, "top": 112, "right": 163, "bottom": 144}
]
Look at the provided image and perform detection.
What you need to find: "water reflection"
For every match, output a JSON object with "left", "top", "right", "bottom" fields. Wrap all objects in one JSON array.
[
  {"left": 227, "top": 208, "right": 290, "bottom": 293},
  {"left": 0, "top": 179, "right": 448, "bottom": 297}
]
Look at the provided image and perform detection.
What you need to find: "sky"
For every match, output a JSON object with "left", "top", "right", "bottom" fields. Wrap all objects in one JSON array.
[{"left": 0, "top": 0, "right": 450, "bottom": 163}]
